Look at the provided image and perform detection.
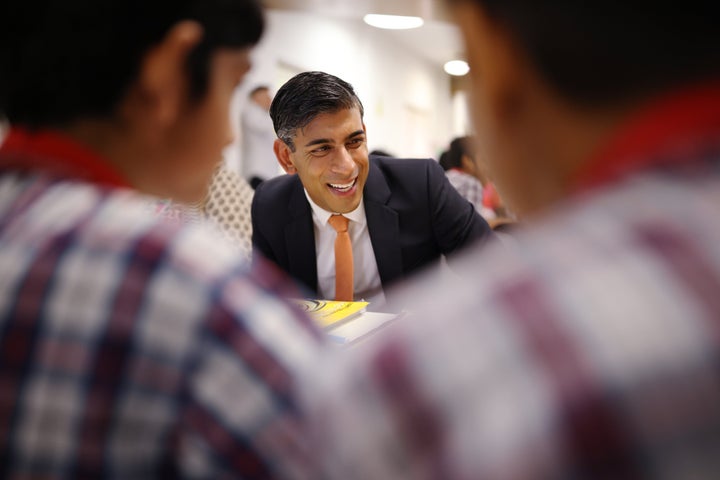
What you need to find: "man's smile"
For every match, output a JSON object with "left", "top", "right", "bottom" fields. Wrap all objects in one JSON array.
[{"left": 327, "top": 177, "right": 357, "bottom": 193}]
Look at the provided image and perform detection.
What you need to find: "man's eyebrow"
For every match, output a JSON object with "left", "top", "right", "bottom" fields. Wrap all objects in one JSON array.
[
  {"left": 347, "top": 130, "right": 366, "bottom": 140},
  {"left": 304, "top": 130, "right": 365, "bottom": 148},
  {"left": 304, "top": 138, "right": 333, "bottom": 148}
]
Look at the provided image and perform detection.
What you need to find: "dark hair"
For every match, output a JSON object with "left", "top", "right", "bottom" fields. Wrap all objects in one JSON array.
[
  {"left": 438, "top": 151, "right": 449, "bottom": 171},
  {"left": 444, "top": 136, "right": 475, "bottom": 170},
  {"left": 449, "top": 0, "right": 720, "bottom": 104},
  {"left": 0, "top": 0, "right": 264, "bottom": 128},
  {"left": 269, "top": 71, "right": 364, "bottom": 151}
]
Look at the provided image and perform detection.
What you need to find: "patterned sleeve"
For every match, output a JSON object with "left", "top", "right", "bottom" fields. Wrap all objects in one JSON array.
[
  {"left": 427, "top": 160, "right": 493, "bottom": 253},
  {"left": 203, "top": 167, "right": 255, "bottom": 262},
  {"left": 172, "top": 252, "right": 325, "bottom": 479}
]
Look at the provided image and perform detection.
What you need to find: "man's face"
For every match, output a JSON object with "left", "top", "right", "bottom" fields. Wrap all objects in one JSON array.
[
  {"left": 165, "top": 47, "right": 252, "bottom": 203},
  {"left": 451, "top": 2, "right": 543, "bottom": 216},
  {"left": 277, "top": 107, "right": 369, "bottom": 214}
]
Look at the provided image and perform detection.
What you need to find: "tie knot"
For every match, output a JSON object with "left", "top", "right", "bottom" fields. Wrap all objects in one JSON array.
[{"left": 328, "top": 214, "right": 349, "bottom": 233}]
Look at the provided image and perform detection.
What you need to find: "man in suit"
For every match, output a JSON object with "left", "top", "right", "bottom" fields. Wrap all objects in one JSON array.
[{"left": 252, "top": 71, "right": 492, "bottom": 304}]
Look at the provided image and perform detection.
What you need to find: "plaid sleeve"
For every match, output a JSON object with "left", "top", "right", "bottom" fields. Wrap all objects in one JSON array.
[{"left": 177, "top": 268, "right": 325, "bottom": 480}]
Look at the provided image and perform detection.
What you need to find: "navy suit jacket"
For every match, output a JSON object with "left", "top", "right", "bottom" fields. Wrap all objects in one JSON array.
[{"left": 251, "top": 156, "right": 492, "bottom": 297}]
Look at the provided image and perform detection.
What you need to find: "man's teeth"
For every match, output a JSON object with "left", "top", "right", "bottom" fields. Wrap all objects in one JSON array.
[{"left": 329, "top": 180, "right": 355, "bottom": 191}]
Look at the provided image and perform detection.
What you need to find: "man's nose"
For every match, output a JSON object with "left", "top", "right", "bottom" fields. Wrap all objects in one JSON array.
[{"left": 331, "top": 146, "right": 356, "bottom": 173}]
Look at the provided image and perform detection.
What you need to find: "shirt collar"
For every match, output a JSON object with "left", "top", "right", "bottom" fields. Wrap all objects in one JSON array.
[
  {"left": 572, "top": 81, "right": 720, "bottom": 192},
  {"left": 304, "top": 188, "right": 366, "bottom": 226},
  {"left": 0, "top": 127, "right": 130, "bottom": 188}
]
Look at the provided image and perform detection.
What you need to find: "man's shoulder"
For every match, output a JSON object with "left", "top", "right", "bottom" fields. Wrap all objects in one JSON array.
[
  {"left": 254, "top": 173, "right": 300, "bottom": 199},
  {"left": 371, "top": 155, "right": 438, "bottom": 173},
  {"left": 464, "top": 173, "right": 720, "bottom": 300},
  {"left": 251, "top": 174, "right": 304, "bottom": 224},
  {"left": 113, "top": 193, "right": 250, "bottom": 285},
  {"left": 368, "top": 156, "right": 442, "bottom": 192},
  {"left": 3, "top": 176, "right": 249, "bottom": 287}
]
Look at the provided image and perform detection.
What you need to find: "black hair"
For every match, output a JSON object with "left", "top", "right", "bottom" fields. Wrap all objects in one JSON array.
[
  {"left": 444, "top": 136, "right": 475, "bottom": 170},
  {"left": 449, "top": 0, "right": 720, "bottom": 104},
  {"left": 0, "top": 0, "right": 264, "bottom": 128},
  {"left": 269, "top": 71, "right": 364, "bottom": 151},
  {"left": 438, "top": 150, "right": 451, "bottom": 171}
]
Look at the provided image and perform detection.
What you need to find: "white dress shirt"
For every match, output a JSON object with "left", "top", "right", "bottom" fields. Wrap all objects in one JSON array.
[{"left": 304, "top": 190, "right": 386, "bottom": 306}]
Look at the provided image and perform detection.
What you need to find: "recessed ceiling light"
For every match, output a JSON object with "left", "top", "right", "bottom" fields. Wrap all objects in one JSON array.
[
  {"left": 444, "top": 60, "right": 470, "bottom": 76},
  {"left": 363, "top": 14, "right": 424, "bottom": 30}
]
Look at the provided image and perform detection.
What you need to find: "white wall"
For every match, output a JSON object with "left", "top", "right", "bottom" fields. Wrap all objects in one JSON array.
[
  {"left": 452, "top": 90, "right": 471, "bottom": 138},
  {"left": 225, "top": 10, "right": 455, "bottom": 172}
]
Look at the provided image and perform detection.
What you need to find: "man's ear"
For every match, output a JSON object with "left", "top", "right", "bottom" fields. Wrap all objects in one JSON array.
[
  {"left": 132, "top": 21, "right": 204, "bottom": 129},
  {"left": 454, "top": 3, "right": 531, "bottom": 128},
  {"left": 274, "top": 138, "right": 296, "bottom": 174}
]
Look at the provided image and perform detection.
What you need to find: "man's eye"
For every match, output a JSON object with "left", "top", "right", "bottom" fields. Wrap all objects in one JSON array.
[
  {"left": 347, "top": 138, "right": 365, "bottom": 149},
  {"left": 310, "top": 145, "right": 332, "bottom": 155}
]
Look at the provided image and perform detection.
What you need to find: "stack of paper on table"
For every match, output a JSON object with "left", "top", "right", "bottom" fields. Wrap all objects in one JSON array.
[
  {"left": 325, "top": 311, "right": 399, "bottom": 345},
  {"left": 290, "top": 299, "right": 369, "bottom": 329},
  {"left": 290, "top": 299, "right": 400, "bottom": 345}
]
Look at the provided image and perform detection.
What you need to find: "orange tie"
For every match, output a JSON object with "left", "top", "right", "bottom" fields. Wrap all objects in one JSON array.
[{"left": 328, "top": 214, "right": 353, "bottom": 301}]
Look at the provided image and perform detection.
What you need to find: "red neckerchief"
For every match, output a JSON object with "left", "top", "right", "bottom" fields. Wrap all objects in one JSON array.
[
  {"left": 572, "top": 82, "right": 720, "bottom": 192},
  {"left": 0, "top": 127, "right": 130, "bottom": 188}
]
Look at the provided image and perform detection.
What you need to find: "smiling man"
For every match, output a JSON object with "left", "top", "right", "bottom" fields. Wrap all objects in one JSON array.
[{"left": 251, "top": 71, "right": 492, "bottom": 305}]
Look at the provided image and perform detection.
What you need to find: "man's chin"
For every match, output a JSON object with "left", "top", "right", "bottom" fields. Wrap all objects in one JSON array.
[{"left": 327, "top": 197, "right": 361, "bottom": 214}]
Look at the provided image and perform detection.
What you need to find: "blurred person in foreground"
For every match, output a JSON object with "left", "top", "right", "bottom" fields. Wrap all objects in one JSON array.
[
  {"left": 303, "top": 0, "right": 720, "bottom": 478},
  {"left": 252, "top": 71, "right": 492, "bottom": 306},
  {"left": 0, "top": 1, "right": 324, "bottom": 477}
]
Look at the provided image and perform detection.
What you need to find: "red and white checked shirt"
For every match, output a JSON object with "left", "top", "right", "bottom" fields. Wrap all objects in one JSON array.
[
  {"left": 0, "top": 129, "right": 326, "bottom": 479},
  {"left": 303, "top": 84, "right": 720, "bottom": 479}
]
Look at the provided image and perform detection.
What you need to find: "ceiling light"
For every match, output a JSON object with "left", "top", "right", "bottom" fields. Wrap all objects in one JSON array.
[
  {"left": 444, "top": 60, "right": 470, "bottom": 76},
  {"left": 363, "top": 14, "right": 424, "bottom": 30}
]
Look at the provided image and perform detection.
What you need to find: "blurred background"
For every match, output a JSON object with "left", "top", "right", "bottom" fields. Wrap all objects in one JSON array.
[{"left": 225, "top": 0, "right": 471, "bottom": 172}]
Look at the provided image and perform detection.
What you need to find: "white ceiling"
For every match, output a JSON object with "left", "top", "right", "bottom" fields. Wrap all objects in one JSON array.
[{"left": 263, "top": 0, "right": 464, "bottom": 67}]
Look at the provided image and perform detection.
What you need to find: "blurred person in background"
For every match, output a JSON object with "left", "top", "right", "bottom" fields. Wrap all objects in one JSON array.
[
  {"left": 302, "top": 0, "right": 720, "bottom": 478},
  {"left": 441, "top": 135, "right": 497, "bottom": 220},
  {"left": 240, "top": 84, "right": 279, "bottom": 189},
  {"left": 0, "top": 0, "right": 325, "bottom": 477}
]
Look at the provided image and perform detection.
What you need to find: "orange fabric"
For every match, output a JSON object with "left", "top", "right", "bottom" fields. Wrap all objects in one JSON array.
[{"left": 328, "top": 215, "right": 353, "bottom": 301}]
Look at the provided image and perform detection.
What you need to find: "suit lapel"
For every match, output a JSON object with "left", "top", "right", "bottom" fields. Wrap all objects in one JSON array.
[
  {"left": 284, "top": 180, "right": 318, "bottom": 294},
  {"left": 364, "top": 160, "right": 403, "bottom": 286}
]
